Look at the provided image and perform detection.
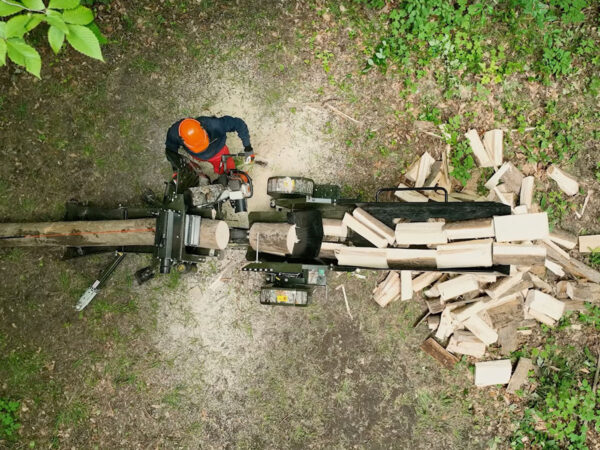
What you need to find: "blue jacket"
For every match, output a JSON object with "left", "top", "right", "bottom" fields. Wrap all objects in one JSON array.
[{"left": 165, "top": 116, "right": 251, "bottom": 167}]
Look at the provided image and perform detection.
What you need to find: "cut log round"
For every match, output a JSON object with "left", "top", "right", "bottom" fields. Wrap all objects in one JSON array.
[
  {"left": 0, "top": 219, "right": 156, "bottom": 247},
  {"left": 198, "top": 219, "right": 230, "bottom": 250},
  {"left": 249, "top": 222, "right": 298, "bottom": 256}
]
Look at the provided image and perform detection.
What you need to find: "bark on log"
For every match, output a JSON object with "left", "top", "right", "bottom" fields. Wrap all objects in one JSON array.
[
  {"left": 0, "top": 219, "right": 156, "bottom": 247},
  {"left": 249, "top": 222, "right": 298, "bottom": 256}
]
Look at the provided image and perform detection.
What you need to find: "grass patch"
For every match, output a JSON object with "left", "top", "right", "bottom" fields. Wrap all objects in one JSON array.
[{"left": 0, "top": 398, "right": 21, "bottom": 442}]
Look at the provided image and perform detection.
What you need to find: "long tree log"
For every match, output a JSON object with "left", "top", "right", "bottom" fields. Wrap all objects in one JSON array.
[
  {"left": 0, "top": 219, "right": 156, "bottom": 247},
  {"left": 249, "top": 222, "right": 298, "bottom": 256}
]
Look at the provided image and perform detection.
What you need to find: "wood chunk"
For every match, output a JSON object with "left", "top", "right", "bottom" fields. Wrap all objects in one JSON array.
[
  {"left": 395, "top": 183, "right": 429, "bottom": 202},
  {"left": 500, "top": 162, "right": 525, "bottom": 194},
  {"left": 493, "top": 213, "right": 549, "bottom": 242},
  {"left": 493, "top": 186, "right": 517, "bottom": 208},
  {"left": 353, "top": 208, "right": 395, "bottom": 245},
  {"left": 395, "top": 222, "right": 447, "bottom": 246},
  {"left": 542, "top": 238, "right": 571, "bottom": 261},
  {"left": 322, "top": 219, "right": 348, "bottom": 241},
  {"left": 527, "top": 308, "right": 556, "bottom": 326},
  {"left": 545, "top": 259, "right": 565, "bottom": 277},
  {"left": 405, "top": 159, "right": 419, "bottom": 182},
  {"left": 529, "top": 273, "right": 553, "bottom": 294},
  {"left": 497, "top": 324, "right": 519, "bottom": 355},
  {"left": 547, "top": 165, "right": 580, "bottom": 196},
  {"left": 249, "top": 222, "right": 297, "bottom": 256},
  {"left": 579, "top": 235, "right": 600, "bottom": 253},
  {"left": 507, "top": 358, "right": 533, "bottom": 394},
  {"left": 447, "top": 331, "right": 486, "bottom": 358},
  {"left": 401, "top": 271, "right": 413, "bottom": 301},
  {"left": 426, "top": 298, "right": 445, "bottom": 314},
  {"left": 492, "top": 243, "right": 546, "bottom": 265},
  {"left": 335, "top": 247, "right": 389, "bottom": 269},
  {"left": 473, "top": 273, "right": 498, "bottom": 284},
  {"left": 373, "top": 272, "right": 400, "bottom": 307},
  {"left": 452, "top": 297, "right": 490, "bottom": 322},
  {"left": 556, "top": 280, "right": 571, "bottom": 298},
  {"left": 436, "top": 238, "right": 493, "bottom": 269},
  {"left": 318, "top": 242, "right": 346, "bottom": 259},
  {"left": 487, "top": 296, "right": 524, "bottom": 329},
  {"left": 485, "top": 163, "right": 510, "bottom": 190},
  {"left": 435, "top": 307, "right": 455, "bottom": 340},
  {"left": 437, "top": 275, "right": 480, "bottom": 301},
  {"left": 549, "top": 229, "right": 577, "bottom": 250},
  {"left": 415, "top": 151, "right": 436, "bottom": 187},
  {"left": 520, "top": 176, "right": 535, "bottom": 210},
  {"left": 513, "top": 205, "right": 529, "bottom": 214},
  {"left": 544, "top": 241, "right": 600, "bottom": 283},
  {"left": 412, "top": 272, "right": 444, "bottom": 292},
  {"left": 464, "top": 315, "right": 499, "bottom": 345},
  {"left": 474, "top": 360, "right": 512, "bottom": 387},
  {"left": 386, "top": 249, "right": 437, "bottom": 268},
  {"left": 421, "top": 337, "right": 459, "bottom": 369},
  {"left": 485, "top": 273, "right": 525, "bottom": 299},
  {"left": 465, "top": 129, "right": 494, "bottom": 167},
  {"left": 525, "top": 290, "right": 565, "bottom": 321},
  {"left": 443, "top": 218, "right": 495, "bottom": 241},
  {"left": 561, "top": 299, "right": 588, "bottom": 312},
  {"left": 343, "top": 213, "right": 388, "bottom": 248},
  {"left": 428, "top": 315, "right": 441, "bottom": 330},
  {"left": 483, "top": 129, "right": 503, "bottom": 166},
  {"left": 566, "top": 283, "right": 600, "bottom": 303}
]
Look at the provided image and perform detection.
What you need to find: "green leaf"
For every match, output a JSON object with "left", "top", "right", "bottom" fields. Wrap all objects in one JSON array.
[
  {"left": 0, "top": 21, "right": 5, "bottom": 38},
  {"left": 5, "top": 13, "right": 31, "bottom": 37},
  {"left": 45, "top": 10, "right": 69, "bottom": 33},
  {"left": 22, "top": 0, "right": 45, "bottom": 10},
  {"left": 87, "top": 21, "right": 105, "bottom": 44},
  {"left": 48, "top": 0, "right": 79, "bottom": 9},
  {"left": 0, "top": 1, "right": 24, "bottom": 17},
  {"left": 24, "top": 13, "right": 44, "bottom": 31},
  {"left": 66, "top": 24, "right": 103, "bottom": 61},
  {"left": 6, "top": 37, "right": 41, "bottom": 77},
  {"left": 0, "top": 39, "right": 6, "bottom": 65},
  {"left": 48, "top": 25, "right": 64, "bottom": 53},
  {"left": 62, "top": 5, "right": 93, "bottom": 25}
]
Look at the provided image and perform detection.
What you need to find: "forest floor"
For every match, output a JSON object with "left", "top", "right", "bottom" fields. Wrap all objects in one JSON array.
[{"left": 1, "top": 0, "right": 599, "bottom": 448}]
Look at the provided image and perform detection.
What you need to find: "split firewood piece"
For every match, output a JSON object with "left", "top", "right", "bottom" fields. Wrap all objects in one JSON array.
[
  {"left": 520, "top": 176, "right": 535, "bottom": 210},
  {"left": 566, "top": 282, "right": 600, "bottom": 303},
  {"left": 529, "top": 273, "right": 553, "bottom": 293},
  {"left": 412, "top": 272, "right": 444, "bottom": 292},
  {"left": 446, "top": 330, "right": 486, "bottom": 358},
  {"left": 425, "top": 162, "right": 452, "bottom": 201},
  {"left": 437, "top": 275, "right": 480, "bottom": 301},
  {"left": 451, "top": 297, "right": 490, "bottom": 323},
  {"left": 575, "top": 190, "right": 592, "bottom": 219},
  {"left": 373, "top": 271, "right": 400, "bottom": 307},
  {"left": 443, "top": 218, "right": 495, "bottom": 241},
  {"left": 343, "top": 213, "right": 388, "bottom": 248},
  {"left": 475, "top": 360, "right": 512, "bottom": 387},
  {"left": 493, "top": 186, "right": 517, "bottom": 208},
  {"left": 555, "top": 280, "right": 571, "bottom": 298},
  {"left": 352, "top": 208, "right": 395, "bottom": 245},
  {"left": 464, "top": 314, "right": 498, "bottom": 345},
  {"left": 448, "top": 191, "right": 485, "bottom": 202},
  {"left": 421, "top": 337, "right": 459, "bottom": 369},
  {"left": 492, "top": 243, "right": 546, "bottom": 265},
  {"left": 318, "top": 242, "right": 346, "bottom": 259},
  {"left": 513, "top": 205, "right": 528, "bottom": 214},
  {"left": 395, "top": 183, "right": 429, "bottom": 202},
  {"left": 465, "top": 129, "right": 494, "bottom": 167},
  {"left": 525, "top": 290, "right": 565, "bottom": 321},
  {"left": 249, "top": 222, "right": 298, "bottom": 256},
  {"left": 426, "top": 298, "right": 445, "bottom": 314},
  {"left": 485, "top": 162, "right": 524, "bottom": 193},
  {"left": 386, "top": 249, "right": 437, "bottom": 268},
  {"left": 473, "top": 273, "right": 497, "bottom": 284},
  {"left": 415, "top": 151, "right": 436, "bottom": 187},
  {"left": 545, "top": 241, "right": 600, "bottom": 283},
  {"left": 542, "top": 238, "right": 571, "bottom": 261},
  {"left": 436, "top": 238, "right": 493, "bottom": 268},
  {"left": 486, "top": 295, "right": 524, "bottom": 329},
  {"left": 544, "top": 259, "right": 565, "bottom": 277},
  {"left": 428, "top": 315, "right": 440, "bottom": 330},
  {"left": 405, "top": 158, "right": 419, "bottom": 182},
  {"left": 401, "top": 271, "right": 413, "bottom": 301},
  {"left": 579, "top": 235, "right": 600, "bottom": 254},
  {"left": 322, "top": 218, "right": 348, "bottom": 242},
  {"left": 485, "top": 273, "right": 525, "bottom": 299},
  {"left": 395, "top": 222, "right": 447, "bottom": 246},
  {"left": 435, "top": 307, "right": 458, "bottom": 341},
  {"left": 561, "top": 299, "right": 588, "bottom": 312},
  {"left": 493, "top": 212, "right": 549, "bottom": 242},
  {"left": 507, "top": 358, "right": 533, "bottom": 394},
  {"left": 335, "top": 247, "right": 389, "bottom": 269},
  {"left": 483, "top": 129, "right": 503, "bottom": 167},
  {"left": 547, "top": 165, "right": 580, "bottom": 196},
  {"left": 549, "top": 229, "right": 577, "bottom": 250},
  {"left": 497, "top": 324, "right": 519, "bottom": 355}
]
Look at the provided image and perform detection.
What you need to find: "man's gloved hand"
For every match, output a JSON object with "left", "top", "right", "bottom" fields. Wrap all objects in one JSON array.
[{"left": 244, "top": 145, "right": 255, "bottom": 164}]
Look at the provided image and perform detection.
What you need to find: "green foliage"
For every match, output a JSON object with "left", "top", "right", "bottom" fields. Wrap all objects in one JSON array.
[
  {"left": 511, "top": 344, "right": 600, "bottom": 448},
  {"left": 588, "top": 249, "right": 600, "bottom": 269},
  {"left": 578, "top": 303, "right": 600, "bottom": 329},
  {"left": 357, "top": 0, "right": 596, "bottom": 84},
  {"left": 0, "top": 0, "right": 104, "bottom": 78},
  {"left": 0, "top": 398, "right": 21, "bottom": 441},
  {"left": 537, "top": 190, "right": 575, "bottom": 229}
]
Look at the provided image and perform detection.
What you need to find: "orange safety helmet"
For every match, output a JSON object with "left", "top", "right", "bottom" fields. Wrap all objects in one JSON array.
[{"left": 178, "top": 118, "right": 209, "bottom": 153}]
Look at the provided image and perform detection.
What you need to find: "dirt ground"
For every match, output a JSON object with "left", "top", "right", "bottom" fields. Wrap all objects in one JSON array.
[{"left": 1, "top": 0, "right": 599, "bottom": 448}]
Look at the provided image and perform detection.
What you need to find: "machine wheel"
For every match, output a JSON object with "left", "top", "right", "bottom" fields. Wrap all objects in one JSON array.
[{"left": 267, "top": 176, "right": 314, "bottom": 199}]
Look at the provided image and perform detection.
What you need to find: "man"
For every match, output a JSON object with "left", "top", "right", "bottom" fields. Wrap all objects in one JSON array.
[{"left": 165, "top": 115, "right": 253, "bottom": 175}]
